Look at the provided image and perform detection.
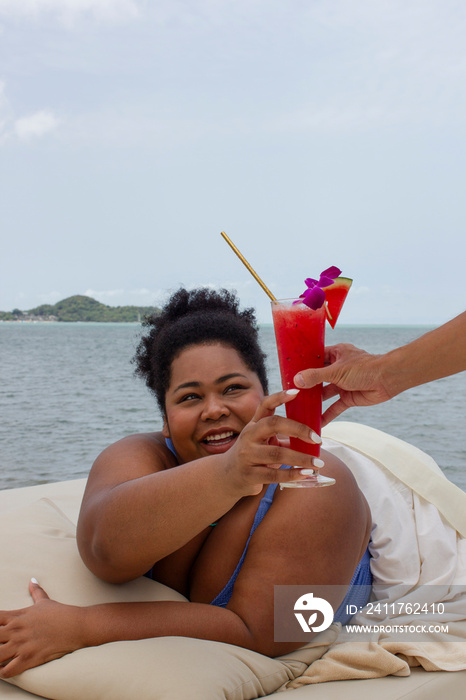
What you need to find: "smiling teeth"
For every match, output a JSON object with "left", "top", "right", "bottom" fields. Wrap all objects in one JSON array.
[{"left": 204, "top": 431, "right": 234, "bottom": 442}]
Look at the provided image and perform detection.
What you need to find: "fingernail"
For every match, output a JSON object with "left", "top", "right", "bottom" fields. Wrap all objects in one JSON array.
[
  {"left": 286, "top": 388, "right": 300, "bottom": 396},
  {"left": 300, "top": 469, "right": 316, "bottom": 476},
  {"left": 310, "top": 430, "right": 322, "bottom": 444},
  {"left": 312, "top": 458, "right": 325, "bottom": 468},
  {"left": 31, "top": 577, "right": 39, "bottom": 585},
  {"left": 294, "top": 373, "right": 305, "bottom": 388}
]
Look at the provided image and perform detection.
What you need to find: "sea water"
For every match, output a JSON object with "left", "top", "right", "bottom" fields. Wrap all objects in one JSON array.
[{"left": 1, "top": 322, "right": 465, "bottom": 491}]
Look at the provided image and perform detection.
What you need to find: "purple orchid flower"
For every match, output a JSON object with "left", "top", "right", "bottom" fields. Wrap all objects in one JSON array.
[{"left": 297, "top": 266, "right": 341, "bottom": 310}]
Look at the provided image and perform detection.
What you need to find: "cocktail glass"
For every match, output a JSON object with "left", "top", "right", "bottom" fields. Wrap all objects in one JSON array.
[{"left": 271, "top": 298, "right": 336, "bottom": 488}]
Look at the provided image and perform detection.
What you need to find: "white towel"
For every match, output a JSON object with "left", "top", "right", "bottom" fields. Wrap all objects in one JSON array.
[{"left": 279, "top": 422, "right": 466, "bottom": 689}]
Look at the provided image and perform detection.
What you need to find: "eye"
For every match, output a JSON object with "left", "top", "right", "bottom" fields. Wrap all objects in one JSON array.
[
  {"left": 178, "top": 392, "right": 201, "bottom": 403},
  {"left": 224, "top": 383, "right": 247, "bottom": 394}
]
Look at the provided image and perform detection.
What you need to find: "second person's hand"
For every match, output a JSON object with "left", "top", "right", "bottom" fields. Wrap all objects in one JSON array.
[{"left": 294, "top": 344, "right": 393, "bottom": 426}]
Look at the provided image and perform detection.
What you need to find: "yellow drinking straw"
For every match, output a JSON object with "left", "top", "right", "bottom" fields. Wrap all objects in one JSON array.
[{"left": 220, "top": 231, "right": 276, "bottom": 302}]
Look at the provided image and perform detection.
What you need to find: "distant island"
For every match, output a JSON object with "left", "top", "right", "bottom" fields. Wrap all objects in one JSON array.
[{"left": 0, "top": 295, "right": 160, "bottom": 323}]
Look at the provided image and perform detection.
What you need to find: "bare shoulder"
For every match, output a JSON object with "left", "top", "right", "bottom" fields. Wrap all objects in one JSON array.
[
  {"left": 95, "top": 431, "right": 173, "bottom": 464},
  {"left": 83, "top": 432, "right": 177, "bottom": 496}
]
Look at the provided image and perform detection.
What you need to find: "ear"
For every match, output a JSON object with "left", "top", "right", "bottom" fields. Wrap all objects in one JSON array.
[{"left": 162, "top": 417, "right": 170, "bottom": 438}]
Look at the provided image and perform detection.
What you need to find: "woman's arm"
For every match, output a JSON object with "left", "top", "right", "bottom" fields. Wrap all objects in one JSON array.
[
  {"left": 77, "top": 435, "right": 244, "bottom": 583},
  {"left": 0, "top": 581, "right": 258, "bottom": 678},
  {"left": 77, "top": 392, "right": 321, "bottom": 584}
]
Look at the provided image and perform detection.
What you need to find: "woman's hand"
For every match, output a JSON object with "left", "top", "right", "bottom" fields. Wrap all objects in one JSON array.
[
  {"left": 0, "top": 579, "right": 84, "bottom": 678},
  {"left": 222, "top": 389, "right": 323, "bottom": 495}
]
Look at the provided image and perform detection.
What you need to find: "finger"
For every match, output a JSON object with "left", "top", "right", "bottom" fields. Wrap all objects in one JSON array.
[
  {"left": 0, "top": 655, "right": 25, "bottom": 679},
  {"left": 324, "top": 343, "right": 362, "bottom": 364},
  {"left": 251, "top": 443, "right": 323, "bottom": 472},
  {"left": 0, "top": 611, "right": 10, "bottom": 628},
  {"left": 293, "top": 368, "right": 321, "bottom": 389},
  {"left": 294, "top": 344, "right": 356, "bottom": 388},
  {"left": 0, "top": 644, "right": 15, "bottom": 678},
  {"left": 248, "top": 413, "right": 322, "bottom": 446},
  {"left": 322, "top": 383, "right": 340, "bottom": 402},
  {"left": 323, "top": 344, "right": 346, "bottom": 364},
  {"left": 294, "top": 364, "right": 339, "bottom": 389},
  {"left": 29, "top": 578, "right": 50, "bottom": 603},
  {"left": 274, "top": 435, "right": 291, "bottom": 448},
  {"left": 0, "top": 640, "right": 18, "bottom": 678},
  {"left": 0, "top": 618, "right": 14, "bottom": 643},
  {"left": 321, "top": 398, "right": 348, "bottom": 427},
  {"left": 251, "top": 389, "right": 300, "bottom": 423},
  {"left": 251, "top": 461, "right": 325, "bottom": 487},
  {"left": 0, "top": 639, "right": 13, "bottom": 663}
]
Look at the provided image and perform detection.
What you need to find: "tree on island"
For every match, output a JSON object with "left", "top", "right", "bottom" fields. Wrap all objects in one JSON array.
[{"left": 0, "top": 295, "right": 160, "bottom": 323}]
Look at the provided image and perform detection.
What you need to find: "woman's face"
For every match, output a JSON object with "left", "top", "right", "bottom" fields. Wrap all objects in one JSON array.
[{"left": 163, "top": 342, "right": 265, "bottom": 464}]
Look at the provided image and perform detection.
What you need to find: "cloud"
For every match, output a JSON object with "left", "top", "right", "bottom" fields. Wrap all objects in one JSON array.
[
  {"left": 0, "top": 82, "right": 61, "bottom": 145},
  {"left": 14, "top": 110, "right": 60, "bottom": 140},
  {"left": 84, "top": 288, "right": 125, "bottom": 299},
  {"left": 2, "top": 0, "right": 465, "bottom": 149}
]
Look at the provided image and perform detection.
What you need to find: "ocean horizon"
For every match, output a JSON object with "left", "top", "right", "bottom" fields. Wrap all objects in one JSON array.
[{"left": 1, "top": 321, "right": 464, "bottom": 492}]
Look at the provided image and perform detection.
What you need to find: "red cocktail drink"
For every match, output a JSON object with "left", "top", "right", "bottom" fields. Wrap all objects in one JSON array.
[{"left": 271, "top": 299, "right": 335, "bottom": 488}]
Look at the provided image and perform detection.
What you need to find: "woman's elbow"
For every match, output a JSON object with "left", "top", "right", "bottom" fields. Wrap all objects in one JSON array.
[{"left": 76, "top": 521, "right": 138, "bottom": 584}]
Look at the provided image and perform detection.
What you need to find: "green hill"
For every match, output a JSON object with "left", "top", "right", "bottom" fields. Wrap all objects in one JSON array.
[{"left": 0, "top": 295, "right": 159, "bottom": 322}]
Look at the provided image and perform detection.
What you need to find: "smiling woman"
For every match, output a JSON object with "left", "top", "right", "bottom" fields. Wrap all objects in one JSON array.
[
  {"left": 162, "top": 344, "right": 265, "bottom": 463},
  {"left": 0, "top": 287, "right": 371, "bottom": 677}
]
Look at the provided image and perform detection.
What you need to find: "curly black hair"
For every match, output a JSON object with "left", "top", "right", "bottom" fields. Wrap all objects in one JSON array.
[{"left": 133, "top": 287, "right": 268, "bottom": 413}]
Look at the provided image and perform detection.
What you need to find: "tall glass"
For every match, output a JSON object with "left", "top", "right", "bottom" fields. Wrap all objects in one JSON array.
[{"left": 271, "top": 299, "right": 335, "bottom": 488}]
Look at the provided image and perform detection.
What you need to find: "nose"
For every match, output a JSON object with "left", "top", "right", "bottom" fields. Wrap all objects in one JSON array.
[{"left": 201, "top": 393, "right": 230, "bottom": 421}]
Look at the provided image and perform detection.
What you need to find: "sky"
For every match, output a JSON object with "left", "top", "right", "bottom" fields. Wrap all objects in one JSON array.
[{"left": 1, "top": 0, "right": 465, "bottom": 325}]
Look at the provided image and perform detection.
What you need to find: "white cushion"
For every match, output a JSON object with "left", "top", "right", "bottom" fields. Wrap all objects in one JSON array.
[{"left": 0, "top": 497, "right": 337, "bottom": 700}]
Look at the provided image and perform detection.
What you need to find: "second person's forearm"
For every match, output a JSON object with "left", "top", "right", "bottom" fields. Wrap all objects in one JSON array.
[{"left": 381, "top": 311, "right": 466, "bottom": 397}]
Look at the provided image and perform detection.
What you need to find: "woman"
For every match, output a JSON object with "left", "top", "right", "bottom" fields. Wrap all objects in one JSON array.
[{"left": 0, "top": 288, "right": 371, "bottom": 678}]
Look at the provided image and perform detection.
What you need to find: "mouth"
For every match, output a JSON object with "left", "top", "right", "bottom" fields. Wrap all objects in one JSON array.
[{"left": 200, "top": 430, "right": 239, "bottom": 452}]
